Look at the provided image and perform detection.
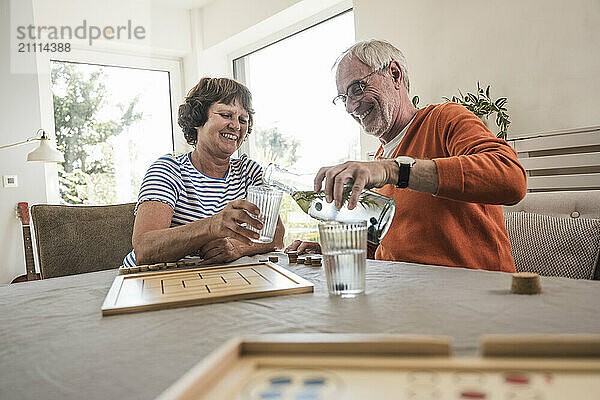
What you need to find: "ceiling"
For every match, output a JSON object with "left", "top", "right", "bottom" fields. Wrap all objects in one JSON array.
[{"left": 151, "top": 0, "right": 215, "bottom": 10}]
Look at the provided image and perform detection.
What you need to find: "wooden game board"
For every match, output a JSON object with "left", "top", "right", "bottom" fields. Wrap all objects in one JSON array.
[
  {"left": 156, "top": 334, "right": 600, "bottom": 400},
  {"left": 101, "top": 262, "right": 313, "bottom": 316}
]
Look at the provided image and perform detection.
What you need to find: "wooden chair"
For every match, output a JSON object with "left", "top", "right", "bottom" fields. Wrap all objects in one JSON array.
[{"left": 30, "top": 203, "right": 135, "bottom": 279}]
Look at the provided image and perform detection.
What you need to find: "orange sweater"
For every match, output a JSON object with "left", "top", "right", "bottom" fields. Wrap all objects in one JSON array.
[{"left": 374, "top": 103, "right": 527, "bottom": 272}]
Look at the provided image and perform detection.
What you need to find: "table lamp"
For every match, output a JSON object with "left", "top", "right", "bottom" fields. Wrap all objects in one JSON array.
[{"left": 0, "top": 129, "right": 64, "bottom": 163}]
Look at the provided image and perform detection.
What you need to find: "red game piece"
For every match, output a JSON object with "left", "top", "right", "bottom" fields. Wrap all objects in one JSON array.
[{"left": 460, "top": 390, "right": 486, "bottom": 399}]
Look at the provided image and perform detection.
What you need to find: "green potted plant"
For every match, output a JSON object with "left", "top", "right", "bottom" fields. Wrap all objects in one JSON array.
[{"left": 412, "top": 82, "right": 511, "bottom": 140}]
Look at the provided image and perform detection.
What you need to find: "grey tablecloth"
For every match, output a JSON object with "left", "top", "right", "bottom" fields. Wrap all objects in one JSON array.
[{"left": 1, "top": 253, "right": 599, "bottom": 400}]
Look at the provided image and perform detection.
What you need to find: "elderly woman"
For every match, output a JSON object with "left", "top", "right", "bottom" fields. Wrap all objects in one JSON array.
[{"left": 123, "top": 77, "right": 284, "bottom": 267}]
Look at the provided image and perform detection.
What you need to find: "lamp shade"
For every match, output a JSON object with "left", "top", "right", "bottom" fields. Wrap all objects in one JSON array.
[{"left": 26, "top": 137, "right": 64, "bottom": 163}]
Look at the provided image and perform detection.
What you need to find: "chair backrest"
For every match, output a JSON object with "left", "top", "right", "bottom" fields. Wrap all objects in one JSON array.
[
  {"left": 503, "top": 190, "right": 600, "bottom": 219},
  {"left": 30, "top": 203, "right": 135, "bottom": 279},
  {"left": 503, "top": 191, "right": 600, "bottom": 280}
]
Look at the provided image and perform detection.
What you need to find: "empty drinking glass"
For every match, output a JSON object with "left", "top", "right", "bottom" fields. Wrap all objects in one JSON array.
[{"left": 246, "top": 186, "right": 283, "bottom": 243}]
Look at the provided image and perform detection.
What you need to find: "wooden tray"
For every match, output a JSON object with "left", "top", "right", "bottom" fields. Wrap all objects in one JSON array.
[
  {"left": 102, "top": 262, "right": 313, "bottom": 315},
  {"left": 156, "top": 334, "right": 600, "bottom": 400}
]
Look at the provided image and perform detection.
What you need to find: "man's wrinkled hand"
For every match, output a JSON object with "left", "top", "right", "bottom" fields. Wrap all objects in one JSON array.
[
  {"left": 314, "top": 160, "right": 396, "bottom": 209},
  {"left": 285, "top": 240, "right": 322, "bottom": 255}
]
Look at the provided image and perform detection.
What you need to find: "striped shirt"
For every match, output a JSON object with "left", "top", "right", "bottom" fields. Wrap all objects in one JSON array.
[{"left": 123, "top": 152, "right": 263, "bottom": 267}]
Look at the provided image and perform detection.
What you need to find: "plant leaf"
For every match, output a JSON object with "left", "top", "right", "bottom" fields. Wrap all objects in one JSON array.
[
  {"left": 412, "top": 95, "right": 420, "bottom": 107},
  {"left": 495, "top": 98, "right": 507, "bottom": 108}
]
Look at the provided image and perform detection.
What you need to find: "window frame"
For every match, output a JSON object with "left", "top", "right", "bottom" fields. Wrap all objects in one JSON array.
[
  {"left": 36, "top": 49, "right": 184, "bottom": 202},
  {"left": 231, "top": 7, "right": 354, "bottom": 157}
]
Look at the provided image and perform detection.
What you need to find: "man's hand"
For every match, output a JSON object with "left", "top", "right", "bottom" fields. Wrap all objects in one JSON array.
[
  {"left": 285, "top": 240, "right": 322, "bottom": 255},
  {"left": 198, "top": 237, "right": 245, "bottom": 265},
  {"left": 314, "top": 160, "right": 398, "bottom": 209},
  {"left": 208, "top": 199, "right": 263, "bottom": 245}
]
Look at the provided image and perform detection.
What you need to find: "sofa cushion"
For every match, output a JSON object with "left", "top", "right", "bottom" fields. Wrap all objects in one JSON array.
[{"left": 504, "top": 211, "right": 600, "bottom": 280}]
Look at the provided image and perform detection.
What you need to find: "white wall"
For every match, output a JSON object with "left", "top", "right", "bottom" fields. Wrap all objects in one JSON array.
[
  {"left": 353, "top": 0, "right": 600, "bottom": 154},
  {"left": 193, "top": 0, "right": 351, "bottom": 77},
  {"left": 0, "top": 0, "right": 48, "bottom": 284},
  {"left": 201, "top": 0, "right": 301, "bottom": 49}
]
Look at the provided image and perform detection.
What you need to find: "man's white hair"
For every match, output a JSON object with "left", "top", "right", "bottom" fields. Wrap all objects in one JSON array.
[{"left": 335, "top": 39, "right": 410, "bottom": 92}]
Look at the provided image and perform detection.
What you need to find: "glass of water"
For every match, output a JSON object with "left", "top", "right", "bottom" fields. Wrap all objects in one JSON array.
[
  {"left": 246, "top": 186, "right": 283, "bottom": 243},
  {"left": 318, "top": 220, "right": 367, "bottom": 297}
]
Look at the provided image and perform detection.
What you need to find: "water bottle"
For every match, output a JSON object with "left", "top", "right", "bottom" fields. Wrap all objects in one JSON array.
[{"left": 263, "top": 163, "right": 396, "bottom": 244}]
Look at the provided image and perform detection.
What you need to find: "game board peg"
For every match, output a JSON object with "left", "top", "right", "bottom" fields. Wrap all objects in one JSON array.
[{"left": 511, "top": 272, "right": 542, "bottom": 294}]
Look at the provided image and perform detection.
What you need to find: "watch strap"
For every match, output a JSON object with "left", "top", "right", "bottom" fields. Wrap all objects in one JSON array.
[
  {"left": 394, "top": 157, "right": 415, "bottom": 188},
  {"left": 397, "top": 162, "right": 411, "bottom": 188}
]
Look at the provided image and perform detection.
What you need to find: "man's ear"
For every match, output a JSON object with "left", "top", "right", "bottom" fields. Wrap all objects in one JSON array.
[{"left": 389, "top": 60, "right": 403, "bottom": 89}]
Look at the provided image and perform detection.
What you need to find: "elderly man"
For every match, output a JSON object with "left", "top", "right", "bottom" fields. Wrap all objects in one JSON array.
[{"left": 288, "top": 39, "right": 526, "bottom": 272}]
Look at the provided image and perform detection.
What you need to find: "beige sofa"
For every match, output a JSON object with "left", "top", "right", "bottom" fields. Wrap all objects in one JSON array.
[{"left": 503, "top": 191, "right": 600, "bottom": 280}]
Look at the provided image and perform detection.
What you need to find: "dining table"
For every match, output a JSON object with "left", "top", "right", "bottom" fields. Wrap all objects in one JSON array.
[{"left": 1, "top": 252, "right": 599, "bottom": 400}]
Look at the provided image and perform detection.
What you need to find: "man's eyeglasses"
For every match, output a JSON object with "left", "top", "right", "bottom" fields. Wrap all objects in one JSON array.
[{"left": 332, "top": 66, "right": 385, "bottom": 106}]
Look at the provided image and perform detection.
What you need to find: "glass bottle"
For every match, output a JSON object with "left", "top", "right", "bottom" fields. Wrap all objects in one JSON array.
[{"left": 263, "top": 163, "right": 396, "bottom": 244}]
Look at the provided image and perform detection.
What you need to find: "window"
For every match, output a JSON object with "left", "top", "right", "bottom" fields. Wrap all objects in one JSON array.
[
  {"left": 234, "top": 10, "right": 357, "bottom": 241},
  {"left": 50, "top": 61, "right": 174, "bottom": 205}
]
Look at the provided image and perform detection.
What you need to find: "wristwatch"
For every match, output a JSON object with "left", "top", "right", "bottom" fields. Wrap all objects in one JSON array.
[{"left": 393, "top": 156, "right": 416, "bottom": 188}]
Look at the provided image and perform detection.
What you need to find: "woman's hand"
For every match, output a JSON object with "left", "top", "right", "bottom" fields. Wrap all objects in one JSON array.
[
  {"left": 285, "top": 240, "right": 322, "bottom": 255},
  {"left": 208, "top": 199, "right": 263, "bottom": 245},
  {"left": 198, "top": 238, "right": 245, "bottom": 265}
]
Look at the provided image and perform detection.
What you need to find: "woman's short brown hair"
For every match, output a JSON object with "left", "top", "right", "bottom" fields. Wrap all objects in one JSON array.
[{"left": 178, "top": 77, "right": 254, "bottom": 146}]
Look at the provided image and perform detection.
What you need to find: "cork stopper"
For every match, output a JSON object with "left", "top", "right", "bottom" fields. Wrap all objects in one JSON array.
[{"left": 511, "top": 272, "right": 542, "bottom": 295}]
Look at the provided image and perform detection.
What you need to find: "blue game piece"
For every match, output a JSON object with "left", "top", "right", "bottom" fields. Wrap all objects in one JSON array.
[
  {"left": 303, "top": 377, "right": 326, "bottom": 385},
  {"left": 270, "top": 376, "right": 292, "bottom": 385},
  {"left": 295, "top": 392, "right": 319, "bottom": 400},
  {"left": 259, "top": 390, "right": 282, "bottom": 399}
]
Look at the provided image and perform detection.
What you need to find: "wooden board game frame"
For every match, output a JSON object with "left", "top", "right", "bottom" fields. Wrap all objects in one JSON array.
[
  {"left": 102, "top": 262, "right": 313, "bottom": 316},
  {"left": 155, "top": 334, "right": 600, "bottom": 400}
]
